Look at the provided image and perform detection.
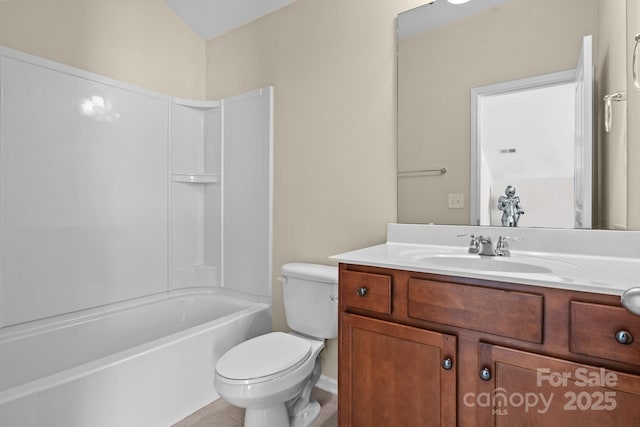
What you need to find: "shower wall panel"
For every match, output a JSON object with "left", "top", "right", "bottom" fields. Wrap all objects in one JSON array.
[
  {"left": 0, "top": 46, "right": 273, "bottom": 327},
  {"left": 0, "top": 48, "right": 170, "bottom": 327},
  {"left": 222, "top": 88, "right": 273, "bottom": 298}
]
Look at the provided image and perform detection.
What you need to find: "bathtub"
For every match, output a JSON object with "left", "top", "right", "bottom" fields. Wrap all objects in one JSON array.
[{"left": 0, "top": 288, "right": 271, "bottom": 427}]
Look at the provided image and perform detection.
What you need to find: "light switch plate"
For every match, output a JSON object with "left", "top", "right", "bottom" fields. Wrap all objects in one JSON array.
[{"left": 448, "top": 193, "right": 464, "bottom": 209}]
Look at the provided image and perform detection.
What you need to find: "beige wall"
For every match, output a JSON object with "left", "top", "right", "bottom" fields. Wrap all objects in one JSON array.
[
  {"left": 397, "top": 0, "right": 598, "bottom": 225},
  {"left": 206, "top": 0, "right": 425, "bottom": 379},
  {"left": 0, "top": 0, "right": 205, "bottom": 99}
]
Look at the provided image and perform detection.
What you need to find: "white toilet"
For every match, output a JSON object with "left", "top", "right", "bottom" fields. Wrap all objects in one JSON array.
[{"left": 214, "top": 263, "right": 338, "bottom": 427}]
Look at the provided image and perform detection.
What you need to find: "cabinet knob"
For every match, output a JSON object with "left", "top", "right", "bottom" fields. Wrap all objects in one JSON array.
[
  {"left": 441, "top": 357, "right": 453, "bottom": 370},
  {"left": 356, "top": 287, "right": 367, "bottom": 297},
  {"left": 615, "top": 330, "right": 634, "bottom": 345},
  {"left": 479, "top": 367, "right": 492, "bottom": 381}
]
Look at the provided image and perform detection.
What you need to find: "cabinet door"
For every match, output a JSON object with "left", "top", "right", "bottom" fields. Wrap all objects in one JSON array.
[
  {"left": 339, "top": 313, "right": 456, "bottom": 427},
  {"left": 477, "top": 343, "right": 640, "bottom": 426}
]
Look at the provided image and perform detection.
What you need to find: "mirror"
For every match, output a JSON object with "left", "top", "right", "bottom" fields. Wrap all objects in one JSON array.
[
  {"left": 397, "top": 0, "right": 631, "bottom": 230},
  {"left": 469, "top": 40, "right": 593, "bottom": 229}
]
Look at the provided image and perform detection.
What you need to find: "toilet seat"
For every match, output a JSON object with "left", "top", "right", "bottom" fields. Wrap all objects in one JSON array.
[{"left": 216, "top": 332, "right": 312, "bottom": 384}]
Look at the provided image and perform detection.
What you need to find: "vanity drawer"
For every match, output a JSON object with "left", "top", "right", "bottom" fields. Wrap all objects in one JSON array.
[
  {"left": 408, "top": 278, "right": 544, "bottom": 343},
  {"left": 570, "top": 301, "right": 640, "bottom": 366},
  {"left": 340, "top": 270, "right": 392, "bottom": 314}
]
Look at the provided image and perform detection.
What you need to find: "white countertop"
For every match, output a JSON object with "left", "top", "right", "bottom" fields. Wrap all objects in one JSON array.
[{"left": 330, "top": 224, "right": 640, "bottom": 296}]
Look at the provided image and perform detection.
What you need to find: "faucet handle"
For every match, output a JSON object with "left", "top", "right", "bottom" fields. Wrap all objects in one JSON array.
[
  {"left": 498, "top": 235, "right": 522, "bottom": 243},
  {"left": 496, "top": 235, "right": 521, "bottom": 256},
  {"left": 457, "top": 233, "right": 480, "bottom": 254}
]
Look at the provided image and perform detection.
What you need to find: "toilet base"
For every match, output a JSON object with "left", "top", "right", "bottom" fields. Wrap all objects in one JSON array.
[
  {"left": 291, "top": 398, "right": 321, "bottom": 427},
  {"left": 244, "top": 404, "right": 289, "bottom": 427},
  {"left": 242, "top": 398, "right": 321, "bottom": 427}
]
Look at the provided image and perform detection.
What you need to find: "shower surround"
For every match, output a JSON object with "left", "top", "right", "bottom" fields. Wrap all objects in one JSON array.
[{"left": 0, "top": 46, "right": 273, "bottom": 426}]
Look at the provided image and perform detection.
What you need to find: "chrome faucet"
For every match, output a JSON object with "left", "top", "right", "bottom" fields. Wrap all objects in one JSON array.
[
  {"left": 495, "top": 236, "right": 511, "bottom": 257},
  {"left": 460, "top": 234, "right": 515, "bottom": 256},
  {"left": 460, "top": 234, "right": 480, "bottom": 254},
  {"left": 478, "top": 235, "right": 496, "bottom": 256}
]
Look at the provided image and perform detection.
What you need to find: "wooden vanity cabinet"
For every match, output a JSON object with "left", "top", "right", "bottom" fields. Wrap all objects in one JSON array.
[
  {"left": 337, "top": 263, "right": 640, "bottom": 427},
  {"left": 477, "top": 344, "right": 640, "bottom": 426},
  {"left": 339, "top": 313, "right": 456, "bottom": 426}
]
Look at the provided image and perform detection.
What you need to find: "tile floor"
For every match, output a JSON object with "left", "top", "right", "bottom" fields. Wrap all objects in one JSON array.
[{"left": 173, "top": 388, "right": 337, "bottom": 427}]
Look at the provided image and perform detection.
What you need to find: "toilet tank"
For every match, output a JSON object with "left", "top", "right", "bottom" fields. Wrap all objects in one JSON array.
[{"left": 281, "top": 263, "right": 339, "bottom": 339}]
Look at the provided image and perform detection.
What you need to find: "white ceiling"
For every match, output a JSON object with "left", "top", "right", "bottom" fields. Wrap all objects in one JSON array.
[{"left": 163, "top": 0, "right": 295, "bottom": 41}]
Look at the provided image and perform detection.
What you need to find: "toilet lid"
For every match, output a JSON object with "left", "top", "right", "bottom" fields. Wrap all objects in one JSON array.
[{"left": 216, "top": 332, "right": 312, "bottom": 381}]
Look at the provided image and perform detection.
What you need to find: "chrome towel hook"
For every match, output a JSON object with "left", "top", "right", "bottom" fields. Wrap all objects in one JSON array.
[{"left": 603, "top": 91, "right": 626, "bottom": 133}]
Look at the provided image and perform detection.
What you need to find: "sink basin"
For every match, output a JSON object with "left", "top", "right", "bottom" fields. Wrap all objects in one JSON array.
[
  {"left": 415, "top": 254, "right": 553, "bottom": 274},
  {"left": 394, "top": 244, "right": 579, "bottom": 276}
]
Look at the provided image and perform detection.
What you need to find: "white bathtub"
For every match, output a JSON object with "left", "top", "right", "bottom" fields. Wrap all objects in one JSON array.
[{"left": 0, "top": 288, "right": 271, "bottom": 427}]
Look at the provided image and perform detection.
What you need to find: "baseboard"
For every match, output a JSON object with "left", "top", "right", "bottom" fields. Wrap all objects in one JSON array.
[{"left": 316, "top": 374, "right": 338, "bottom": 395}]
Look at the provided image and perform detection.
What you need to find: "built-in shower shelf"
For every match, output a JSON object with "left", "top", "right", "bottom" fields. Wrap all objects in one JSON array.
[
  {"left": 173, "top": 98, "right": 221, "bottom": 110},
  {"left": 172, "top": 173, "right": 220, "bottom": 184}
]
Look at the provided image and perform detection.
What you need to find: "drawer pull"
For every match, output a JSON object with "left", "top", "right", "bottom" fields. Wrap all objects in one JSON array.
[
  {"left": 615, "top": 330, "right": 634, "bottom": 345},
  {"left": 441, "top": 357, "right": 453, "bottom": 370},
  {"left": 356, "top": 287, "right": 367, "bottom": 297},
  {"left": 479, "top": 367, "right": 492, "bottom": 381}
]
